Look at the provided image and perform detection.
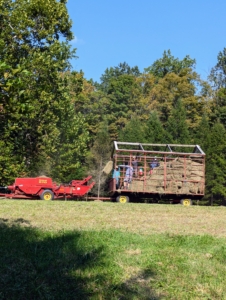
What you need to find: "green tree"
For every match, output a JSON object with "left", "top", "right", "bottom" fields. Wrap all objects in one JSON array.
[
  {"left": 209, "top": 48, "right": 226, "bottom": 89},
  {"left": 87, "top": 122, "right": 111, "bottom": 198},
  {"left": 0, "top": 0, "right": 80, "bottom": 183},
  {"left": 209, "top": 48, "right": 226, "bottom": 129},
  {"left": 98, "top": 62, "right": 140, "bottom": 92},
  {"left": 144, "top": 49, "right": 196, "bottom": 79},
  {"left": 94, "top": 63, "right": 142, "bottom": 138},
  {"left": 50, "top": 112, "right": 90, "bottom": 183},
  {"left": 194, "top": 114, "right": 211, "bottom": 151},
  {"left": 166, "top": 99, "right": 190, "bottom": 144},
  {"left": 118, "top": 117, "right": 146, "bottom": 143},
  {"left": 144, "top": 111, "right": 172, "bottom": 143},
  {"left": 205, "top": 122, "right": 226, "bottom": 205},
  {"left": 143, "top": 50, "right": 208, "bottom": 131}
]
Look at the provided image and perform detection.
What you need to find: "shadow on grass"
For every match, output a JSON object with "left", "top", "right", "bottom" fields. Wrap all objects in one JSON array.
[
  {"left": 115, "top": 268, "right": 161, "bottom": 300},
  {"left": 0, "top": 218, "right": 161, "bottom": 300}
]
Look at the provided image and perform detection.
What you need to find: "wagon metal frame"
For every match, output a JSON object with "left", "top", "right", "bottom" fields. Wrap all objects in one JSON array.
[{"left": 109, "top": 141, "right": 205, "bottom": 204}]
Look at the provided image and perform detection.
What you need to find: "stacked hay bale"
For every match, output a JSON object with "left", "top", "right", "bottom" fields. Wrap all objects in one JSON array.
[
  {"left": 139, "top": 161, "right": 165, "bottom": 193},
  {"left": 130, "top": 179, "right": 144, "bottom": 192},
  {"left": 127, "top": 157, "right": 204, "bottom": 195},
  {"left": 165, "top": 157, "right": 204, "bottom": 194}
]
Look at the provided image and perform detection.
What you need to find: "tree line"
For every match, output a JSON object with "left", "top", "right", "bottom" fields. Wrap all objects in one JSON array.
[{"left": 1, "top": 0, "right": 226, "bottom": 204}]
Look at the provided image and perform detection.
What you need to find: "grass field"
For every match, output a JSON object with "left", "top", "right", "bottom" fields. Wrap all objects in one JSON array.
[{"left": 1, "top": 200, "right": 226, "bottom": 299}]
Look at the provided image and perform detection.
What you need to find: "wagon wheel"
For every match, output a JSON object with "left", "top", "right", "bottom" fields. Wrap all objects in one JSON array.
[
  {"left": 180, "top": 199, "right": 192, "bottom": 206},
  {"left": 116, "top": 195, "right": 129, "bottom": 203},
  {"left": 40, "top": 189, "right": 54, "bottom": 201}
]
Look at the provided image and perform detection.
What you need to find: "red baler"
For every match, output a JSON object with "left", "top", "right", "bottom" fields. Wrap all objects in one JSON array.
[{"left": 0, "top": 176, "right": 95, "bottom": 200}]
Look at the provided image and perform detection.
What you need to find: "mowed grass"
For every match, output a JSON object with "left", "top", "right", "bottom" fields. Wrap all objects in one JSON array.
[{"left": 0, "top": 200, "right": 226, "bottom": 299}]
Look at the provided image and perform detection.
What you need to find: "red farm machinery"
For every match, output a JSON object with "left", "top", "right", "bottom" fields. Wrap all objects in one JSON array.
[
  {"left": 0, "top": 176, "right": 95, "bottom": 201},
  {"left": 109, "top": 141, "right": 205, "bottom": 205}
]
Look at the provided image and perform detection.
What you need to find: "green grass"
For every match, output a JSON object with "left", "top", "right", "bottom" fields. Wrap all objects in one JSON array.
[{"left": 0, "top": 201, "right": 226, "bottom": 299}]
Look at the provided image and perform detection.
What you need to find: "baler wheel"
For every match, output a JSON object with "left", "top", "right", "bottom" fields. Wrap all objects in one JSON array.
[
  {"left": 40, "top": 189, "right": 54, "bottom": 201},
  {"left": 116, "top": 195, "right": 129, "bottom": 203}
]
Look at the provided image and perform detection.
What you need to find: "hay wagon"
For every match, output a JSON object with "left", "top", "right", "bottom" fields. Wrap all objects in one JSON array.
[{"left": 109, "top": 141, "right": 205, "bottom": 205}]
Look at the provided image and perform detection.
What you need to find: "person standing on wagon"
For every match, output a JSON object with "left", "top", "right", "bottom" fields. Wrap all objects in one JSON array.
[
  {"left": 119, "top": 163, "right": 133, "bottom": 189},
  {"left": 132, "top": 156, "right": 139, "bottom": 177},
  {"left": 112, "top": 166, "right": 120, "bottom": 189}
]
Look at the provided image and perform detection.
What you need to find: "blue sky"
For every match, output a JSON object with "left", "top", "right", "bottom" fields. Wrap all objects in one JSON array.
[{"left": 66, "top": 0, "right": 226, "bottom": 82}]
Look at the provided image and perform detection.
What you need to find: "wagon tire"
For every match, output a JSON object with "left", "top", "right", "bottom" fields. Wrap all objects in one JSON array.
[
  {"left": 180, "top": 199, "right": 192, "bottom": 206},
  {"left": 116, "top": 195, "right": 129, "bottom": 203},
  {"left": 40, "top": 189, "right": 54, "bottom": 201}
]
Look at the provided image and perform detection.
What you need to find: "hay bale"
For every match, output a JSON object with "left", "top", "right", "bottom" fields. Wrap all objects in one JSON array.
[
  {"left": 166, "top": 174, "right": 174, "bottom": 180},
  {"left": 150, "top": 174, "right": 163, "bottom": 180},
  {"left": 177, "top": 181, "right": 183, "bottom": 188},
  {"left": 173, "top": 173, "right": 183, "bottom": 179},
  {"left": 190, "top": 176, "right": 202, "bottom": 181},
  {"left": 191, "top": 171, "right": 204, "bottom": 177},
  {"left": 189, "top": 183, "right": 198, "bottom": 194},
  {"left": 155, "top": 169, "right": 164, "bottom": 175},
  {"left": 180, "top": 186, "right": 190, "bottom": 194},
  {"left": 198, "top": 183, "right": 204, "bottom": 194},
  {"left": 131, "top": 180, "right": 144, "bottom": 192},
  {"left": 173, "top": 161, "right": 184, "bottom": 166},
  {"left": 102, "top": 161, "right": 113, "bottom": 174},
  {"left": 156, "top": 187, "right": 164, "bottom": 193}
]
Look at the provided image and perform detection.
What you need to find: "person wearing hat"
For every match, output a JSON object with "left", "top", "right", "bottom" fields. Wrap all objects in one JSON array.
[
  {"left": 149, "top": 156, "right": 159, "bottom": 174},
  {"left": 112, "top": 165, "right": 120, "bottom": 189}
]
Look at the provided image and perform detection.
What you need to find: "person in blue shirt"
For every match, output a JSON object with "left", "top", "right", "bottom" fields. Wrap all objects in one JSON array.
[
  {"left": 119, "top": 163, "right": 133, "bottom": 189},
  {"left": 149, "top": 157, "right": 159, "bottom": 174},
  {"left": 112, "top": 166, "right": 120, "bottom": 189}
]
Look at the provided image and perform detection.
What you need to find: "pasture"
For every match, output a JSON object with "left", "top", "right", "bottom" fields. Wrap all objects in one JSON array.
[{"left": 0, "top": 200, "right": 226, "bottom": 299}]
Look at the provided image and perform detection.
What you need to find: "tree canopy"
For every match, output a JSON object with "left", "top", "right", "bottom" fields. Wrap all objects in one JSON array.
[{"left": 1, "top": 1, "right": 226, "bottom": 204}]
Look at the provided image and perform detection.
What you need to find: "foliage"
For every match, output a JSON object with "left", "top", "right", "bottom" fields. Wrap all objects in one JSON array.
[
  {"left": 205, "top": 122, "right": 226, "bottom": 204},
  {"left": 144, "top": 111, "right": 172, "bottom": 143},
  {"left": 1, "top": 2, "right": 226, "bottom": 206},
  {"left": 0, "top": 0, "right": 89, "bottom": 184},
  {"left": 209, "top": 47, "right": 226, "bottom": 89},
  {"left": 166, "top": 99, "right": 190, "bottom": 144},
  {"left": 144, "top": 49, "right": 196, "bottom": 79},
  {"left": 118, "top": 117, "right": 146, "bottom": 143},
  {"left": 98, "top": 62, "right": 141, "bottom": 92},
  {"left": 86, "top": 121, "right": 111, "bottom": 197}
]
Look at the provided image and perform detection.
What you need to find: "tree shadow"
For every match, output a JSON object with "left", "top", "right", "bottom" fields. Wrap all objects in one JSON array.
[
  {"left": 113, "top": 268, "right": 162, "bottom": 300},
  {"left": 0, "top": 218, "right": 162, "bottom": 299}
]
